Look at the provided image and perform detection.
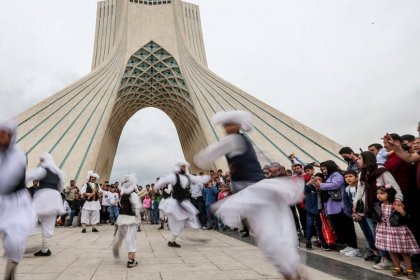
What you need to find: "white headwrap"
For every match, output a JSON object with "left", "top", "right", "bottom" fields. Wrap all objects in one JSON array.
[
  {"left": 39, "top": 153, "right": 64, "bottom": 191},
  {"left": 174, "top": 160, "right": 190, "bottom": 172},
  {"left": 120, "top": 174, "right": 137, "bottom": 194},
  {"left": 0, "top": 120, "right": 18, "bottom": 151},
  {"left": 87, "top": 170, "right": 100, "bottom": 180},
  {"left": 212, "top": 110, "right": 253, "bottom": 132}
]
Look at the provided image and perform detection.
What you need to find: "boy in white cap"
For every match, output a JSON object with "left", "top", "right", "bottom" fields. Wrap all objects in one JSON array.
[
  {"left": 195, "top": 111, "right": 304, "bottom": 280},
  {"left": 80, "top": 171, "right": 102, "bottom": 233},
  {"left": 155, "top": 161, "right": 209, "bottom": 247}
]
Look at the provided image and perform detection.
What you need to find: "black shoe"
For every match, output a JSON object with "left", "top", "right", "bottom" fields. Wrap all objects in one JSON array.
[
  {"left": 306, "top": 241, "right": 313, "bottom": 250},
  {"left": 34, "top": 249, "right": 51, "bottom": 257},
  {"left": 137, "top": 227, "right": 141, "bottom": 232},
  {"left": 81, "top": 228, "right": 86, "bottom": 233},
  {"left": 321, "top": 243, "right": 331, "bottom": 251},
  {"left": 158, "top": 225, "right": 164, "bottom": 230},
  {"left": 167, "top": 241, "right": 181, "bottom": 248},
  {"left": 241, "top": 232, "right": 250, "bottom": 238},
  {"left": 111, "top": 222, "right": 114, "bottom": 226},
  {"left": 92, "top": 228, "right": 99, "bottom": 232},
  {"left": 127, "top": 260, "right": 138, "bottom": 268}
]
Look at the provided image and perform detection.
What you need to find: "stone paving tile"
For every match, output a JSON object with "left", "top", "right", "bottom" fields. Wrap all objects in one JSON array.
[{"left": 0, "top": 224, "right": 342, "bottom": 280}]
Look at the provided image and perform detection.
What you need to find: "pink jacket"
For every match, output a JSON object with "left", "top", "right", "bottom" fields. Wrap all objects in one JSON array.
[
  {"left": 218, "top": 191, "right": 229, "bottom": 201},
  {"left": 143, "top": 197, "right": 151, "bottom": 208}
]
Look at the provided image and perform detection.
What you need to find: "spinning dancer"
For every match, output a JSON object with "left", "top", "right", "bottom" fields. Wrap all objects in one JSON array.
[
  {"left": 112, "top": 175, "right": 141, "bottom": 268},
  {"left": 27, "top": 153, "right": 66, "bottom": 257},
  {"left": 195, "top": 111, "right": 304, "bottom": 280},
  {"left": 0, "top": 121, "right": 36, "bottom": 280},
  {"left": 158, "top": 182, "right": 172, "bottom": 230},
  {"left": 155, "top": 161, "right": 209, "bottom": 247}
]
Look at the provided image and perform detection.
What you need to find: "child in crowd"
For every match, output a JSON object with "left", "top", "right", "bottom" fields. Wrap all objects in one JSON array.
[
  {"left": 304, "top": 172, "right": 327, "bottom": 250},
  {"left": 367, "top": 143, "right": 392, "bottom": 167},
  {"left": 374, "top": 185, "right": 419, "bottom": 279},
  {"left": 217, "top": 184, "right": 230, "bottom": 231},
  {"left": 344, "top": 171, "right": 377, "bottom": 260},
  {"left": 202, "top": 180, "right": 219, "bottom": 229},
  {"left": 143, "top": 193, "right": 151, "bottom": 222},
  {"left": 56, "top": 193, "right": 71, "bottom": 226},
  {"left": 150, "top": 194, "right": 159, "bottom": 225},
  {"left": 108, "top": 186, "right": 120, "bottom": 225}
]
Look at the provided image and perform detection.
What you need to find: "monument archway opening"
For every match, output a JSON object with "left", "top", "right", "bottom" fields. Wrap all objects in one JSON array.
[{"left": 109, "top": 107, "right": 184, "bottom": 184}]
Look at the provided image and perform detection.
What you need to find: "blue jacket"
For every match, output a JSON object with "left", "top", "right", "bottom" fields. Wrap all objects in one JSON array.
[
  {"left": 304, "top": 184, "right": 319, "bottom": 215},
  {"left": 202, "top": 186, "right": 218, "bottom": 206}
]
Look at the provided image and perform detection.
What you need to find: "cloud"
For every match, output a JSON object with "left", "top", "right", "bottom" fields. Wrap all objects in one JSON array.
[{"left": 1, "top": 0, "right": 419, "bottom": 184}]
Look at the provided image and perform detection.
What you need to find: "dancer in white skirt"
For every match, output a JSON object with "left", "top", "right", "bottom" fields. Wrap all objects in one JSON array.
[
  {"left": 155, "top": 161, "right": 210, "bottom": 247},
  {"left": 0, "top": 121, "right": 36, "bottom": 280},
  {"left": 112, "top": 175, "right": 141, "bottom": 268},
  {"left": 80, "top": 171, "right": 102, "bottom": 233},
  {"left": 26, "top": 153, "right": 66, "bottom": 257},
  {"left": 157, "top": 183, "right": 172, "bottom": 230},
  {"left": 195, "top": 111, "right": 304, "bottom": 280}
]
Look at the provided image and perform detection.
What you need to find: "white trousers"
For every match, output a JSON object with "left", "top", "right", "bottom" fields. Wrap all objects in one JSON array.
[
  {"left": 0, "top": 191, "right": 36, "bottom": 262},
  {"left": 113, "top": 224, "right": 137, "bottom": 253},
  {"left": 81, "top": 209, "right": 100, "bottom": 225},
  {"left": 39, "top": 215, "right": 56, "bottom": 250}
]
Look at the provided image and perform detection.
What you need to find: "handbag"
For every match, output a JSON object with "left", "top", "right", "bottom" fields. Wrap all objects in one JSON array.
[
  {"left": 329, "top": 189, "right": 342, "bottom": 201},
  {"left": 320, "top": 211, "right": 336, "bottom": 245},
  {"left": 355, "top": 187, "right": 366, "bottom": 214}
]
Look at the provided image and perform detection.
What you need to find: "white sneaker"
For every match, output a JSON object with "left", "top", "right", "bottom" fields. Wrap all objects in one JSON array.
[
  {"left": 339, "top": 246, "right": 353, "bottom": 254},
  {"left": 344, "top": 248, "right": 362, "bottom": 257},
  {"left": 373, "top": 258, "right": 393, "bottom": 270}
]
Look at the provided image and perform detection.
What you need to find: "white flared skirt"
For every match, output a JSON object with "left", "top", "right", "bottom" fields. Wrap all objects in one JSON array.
[
  {"left": 33, "top": 189, "right": 66, "bottom": 217},
  {"left": 163, "top": 198, "right": 200, "bottom": 236},
  {"left": 211, "top": 177, "right": 305, "bottom": 277}
]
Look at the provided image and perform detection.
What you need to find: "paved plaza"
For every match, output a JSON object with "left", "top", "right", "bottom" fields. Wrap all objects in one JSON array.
[
  {"left": 2, "top": 223, "right": 409, "bottom": 280},
  {"left": 0, "top": 224, "right": 343, "bottom": 280}
]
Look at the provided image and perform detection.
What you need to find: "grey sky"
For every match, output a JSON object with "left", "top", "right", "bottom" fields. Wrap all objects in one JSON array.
[{"left": 0, "top": 0, "right": 419, "bottom": 185}]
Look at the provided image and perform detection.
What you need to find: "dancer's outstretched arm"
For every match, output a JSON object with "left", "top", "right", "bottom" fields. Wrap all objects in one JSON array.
[
  {"left": 26, "top": 166, "right": 47, "bottom": 183},
  {"left": 194, "top": 134, "right": 246, "bottom": 169},
  {"left": 155, "top": 174, "right": 176, "bottom": 190}
]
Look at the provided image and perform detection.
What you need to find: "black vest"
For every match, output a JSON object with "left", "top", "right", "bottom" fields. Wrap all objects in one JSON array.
[
  {"left": 161, "top": 185, "right": 171, "bottom": 199},
  {"left": 119, "top": 192, "right": 135, "bottom": 216},
  {"left": 172, "top": 173, "right": 190, "bottom": 203},
  {"left": 226, "top": 134, "right": 265, "bottom": 183},
  {"left": 39, "top": 168, "right": 60, "bottom": 191},
  {"left": 85, "top": 182, "right": 99, "bottom": 201}
]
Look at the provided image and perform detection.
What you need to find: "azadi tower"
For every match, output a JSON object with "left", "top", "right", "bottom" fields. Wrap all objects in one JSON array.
[{"left": 16, "top": 0, "right": 343, "bottom": 181}]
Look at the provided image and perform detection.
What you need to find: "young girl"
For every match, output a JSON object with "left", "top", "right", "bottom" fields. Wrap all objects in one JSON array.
[
  {"left": 143, "top": 193, "right": 151, "bottom": 222},
  {"left": 374, "top": 184, "right": 419, "bottom": 278}
]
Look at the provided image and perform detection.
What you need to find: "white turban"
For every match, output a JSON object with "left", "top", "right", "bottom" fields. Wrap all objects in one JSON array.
[
  {"left": 212, "top": 110, "right": 253, "bottom": 132},
  {"left": 87, "top": 170, "right": 100, "bottom": 180},
  {"left": 174, "top": 160, "right": 190, "bottom": 172},
  {"left": 121, "top": 174, "right": 137, "bottom": 194},
  {"left": 0, "top": 120, "right": 18, "bottom": 150}
]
